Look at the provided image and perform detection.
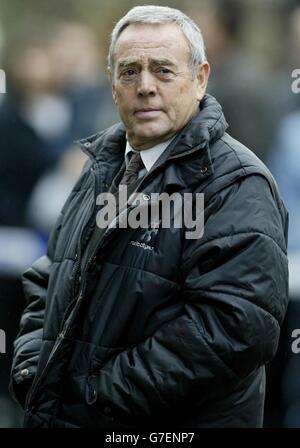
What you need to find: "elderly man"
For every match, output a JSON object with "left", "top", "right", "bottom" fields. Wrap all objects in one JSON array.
[{"left": 10, "top": 6, "right": 288, "bottom": 428}]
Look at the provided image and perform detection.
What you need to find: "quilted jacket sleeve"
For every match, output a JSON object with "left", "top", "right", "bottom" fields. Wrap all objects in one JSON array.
[
  {"left": 9, "top": 255, "right": 51, "bottom": 407},
  {"left": 92, "top": 174, "right": 289, "bottom": 421},
  {"left": 9, "top": 204, "right": 64, "bottom": 407}
]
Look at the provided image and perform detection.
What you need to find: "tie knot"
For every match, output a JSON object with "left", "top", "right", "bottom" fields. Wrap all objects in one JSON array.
[
  {"left": 128, "top": 151, "right": 143, "bottom": 169},
  {"left": 120, "top": 151, "right": 144, "bottom": 186}
]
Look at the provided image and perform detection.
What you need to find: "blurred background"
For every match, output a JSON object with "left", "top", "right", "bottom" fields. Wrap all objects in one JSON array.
[{"left": 0, "top": 0, "right": 300, "bottom": 428}]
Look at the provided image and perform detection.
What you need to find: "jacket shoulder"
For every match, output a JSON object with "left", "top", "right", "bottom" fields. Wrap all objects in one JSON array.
[
  {"left": 213, "top": 133, "right": 272, "bottom": 178},
  {"left": 208, "top": 133, "right": 284, "bottom": 208}
]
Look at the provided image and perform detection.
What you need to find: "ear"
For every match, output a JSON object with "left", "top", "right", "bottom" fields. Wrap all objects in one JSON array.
[
  {"left": 195, "top": 62, "right": 210, "bottom": 102},
  {"left": 107, "top": 66, "right": 117, "bottom": 104}
]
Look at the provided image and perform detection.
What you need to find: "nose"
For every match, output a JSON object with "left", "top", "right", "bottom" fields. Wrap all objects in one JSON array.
[{"left": 137, "top": 70, "right": 157, "bottom": 97}]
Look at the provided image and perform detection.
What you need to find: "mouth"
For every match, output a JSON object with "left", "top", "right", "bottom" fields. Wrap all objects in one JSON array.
[{"left": 134, "top": 108, "right": 162, "bottom": 118}]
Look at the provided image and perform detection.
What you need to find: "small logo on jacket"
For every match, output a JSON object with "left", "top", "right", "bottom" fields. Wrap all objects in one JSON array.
[
  {"left": 140, "top": 226, "right": 159, "bottom": 243},
  {"left": 130, "top": 220, "right": 161, "bottom": 250},
  {"left": 130, "top": 241, "right": 154, "bottom": 251},
  {"left": 130, "top": 219, "right": 161, "bottom": 251}
]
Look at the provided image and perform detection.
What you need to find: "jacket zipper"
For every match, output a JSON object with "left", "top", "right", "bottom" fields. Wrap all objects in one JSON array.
[{"left": 72, "top": 165, "right": 100, "bottom": 297}]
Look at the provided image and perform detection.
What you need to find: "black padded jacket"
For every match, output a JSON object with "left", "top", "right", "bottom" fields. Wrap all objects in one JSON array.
[{"left": 10, "top": 94, "right": 289, "bottom": 428}]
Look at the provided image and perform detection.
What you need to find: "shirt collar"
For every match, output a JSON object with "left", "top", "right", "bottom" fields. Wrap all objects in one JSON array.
[{"left": 125, "top": 137, "right": 175, "bottom": 172}]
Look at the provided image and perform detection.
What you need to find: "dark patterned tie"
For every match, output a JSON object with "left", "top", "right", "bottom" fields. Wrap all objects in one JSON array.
[{"left": 119, "top": 151, "right": 144, "bottom": 186}]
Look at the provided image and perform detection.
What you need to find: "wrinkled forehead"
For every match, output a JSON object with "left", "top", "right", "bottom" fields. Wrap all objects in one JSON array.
[{"left": 113, "top": 22, "right": 191, "bottom": 66}]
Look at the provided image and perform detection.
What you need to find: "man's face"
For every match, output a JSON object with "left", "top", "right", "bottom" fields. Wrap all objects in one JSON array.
[{"left": 110, "top": 23, "right": 210, "bottom": 150}]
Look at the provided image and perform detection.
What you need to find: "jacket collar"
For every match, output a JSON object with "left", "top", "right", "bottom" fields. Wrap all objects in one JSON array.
[{"left": 78, "top": 94, "right": 228, "bottom": 190}]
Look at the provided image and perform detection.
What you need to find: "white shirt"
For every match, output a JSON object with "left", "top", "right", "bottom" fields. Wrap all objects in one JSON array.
[{"left": 125, "top": 137, "right": 175, "bottom": 176}]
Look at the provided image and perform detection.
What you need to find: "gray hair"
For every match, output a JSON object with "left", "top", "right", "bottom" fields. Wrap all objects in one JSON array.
[{"left": 108, "top": 5, "right": 207, "bottom": 77}]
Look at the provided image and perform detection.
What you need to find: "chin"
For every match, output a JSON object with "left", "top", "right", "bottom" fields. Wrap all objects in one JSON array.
[{"left": 135, "top": 125, "right": 170, "bottom": 141}]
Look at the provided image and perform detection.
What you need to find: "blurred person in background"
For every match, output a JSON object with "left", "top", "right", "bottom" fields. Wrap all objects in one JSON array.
[
  {"left": 267, "top": 4, "right": 300, "bottom": 428},
  {"left": 24, "top": 21, "right": 117, "bottom": 236},
  {"left": 47, "top": 22, "right": 119, "bottom": 140},
  {"left": 184, "top": 0, "right": 290, "bottom": 163},
  {"left": 0, "top": 26, "right": 55, "bottom": 227},
  {"left": 10, "top": 5, "right": 288, "bottom": 428},
  {"left": 0, "top": 18, "right": 117, "bottom": 230}
]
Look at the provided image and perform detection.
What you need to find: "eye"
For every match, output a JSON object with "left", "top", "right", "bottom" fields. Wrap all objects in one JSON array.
[
  {"left": 125, "top": 69, "right": 136, "bottom": 76},
  {"left": 156, "top": 67, "right": 174, "bottom": 79},
  {"left": 120, "top": 69, "right": 137, "bottom": 80}
]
